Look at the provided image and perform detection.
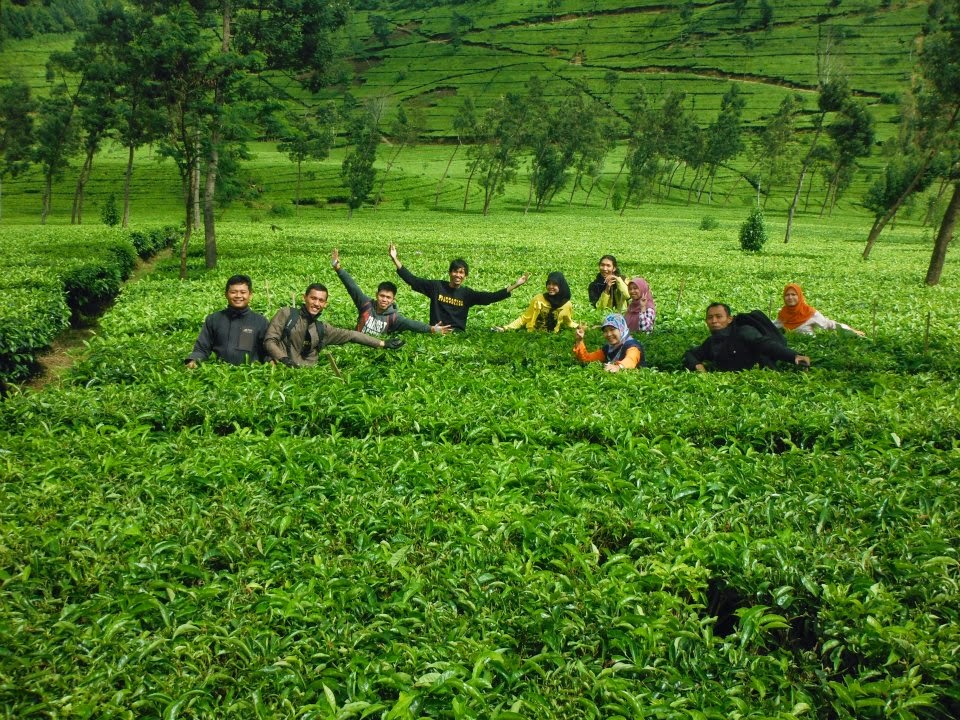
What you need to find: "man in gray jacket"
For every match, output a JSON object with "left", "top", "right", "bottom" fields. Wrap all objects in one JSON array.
[
  {"left": 186, "top": 274, "right": 268, "bottom": 367},
  {"left": 264, "top": 283, "right": 403, "bottom": 367},
  {"left": 331, "top": 248, "right": 450, "bottom": 336}
]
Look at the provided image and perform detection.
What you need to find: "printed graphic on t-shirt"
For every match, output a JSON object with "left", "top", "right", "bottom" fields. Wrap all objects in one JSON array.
[
  {"left": 362, "top": 315, "right": 389, "bottom": 336},
  {"left": 438, "top": 294, "right": 464, "bottom": 307}
]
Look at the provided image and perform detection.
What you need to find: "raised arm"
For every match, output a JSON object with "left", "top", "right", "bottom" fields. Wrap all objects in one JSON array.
[
  {"left": 388, "top": 243, "right": 402, "bottom": 270},
  {"left": 332, "top": 255, "right": 370, "bottom": 311}
]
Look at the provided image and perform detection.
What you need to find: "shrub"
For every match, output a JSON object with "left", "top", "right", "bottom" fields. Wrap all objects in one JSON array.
[
  {"left": 62, "top": 264, "right": 122, "bottom": 315},
  {"left": 612, "top": 189, "right": 624, "bottom": 211},
  {"left": 100, "top": 193, "right": 120, "bottom": 227},
  {"left": 700, "top": 216, "right": 719, "bottom": 231},
  {"left": 739, "top": 205, "right": 767, "bottom": 251}
]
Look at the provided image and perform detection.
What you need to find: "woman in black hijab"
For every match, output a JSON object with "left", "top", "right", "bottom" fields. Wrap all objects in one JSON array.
[{"left": 495, "top": 271, "right": 576, "bottom": 332}]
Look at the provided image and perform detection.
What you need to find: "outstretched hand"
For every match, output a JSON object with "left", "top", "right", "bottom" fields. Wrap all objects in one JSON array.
[
  {"left": 383, "top": 337, "right": 405, "bottom": 350},
  {"left": 433, "top": 323, "right": 452, "bottom": 335},
  {"left": 331, "top": 248, "right": 340, "bottom": 270},
  {"left": 388, "top": 244, "right": 401, "bottom": 268},
  {"left": 575, "top": 324, "right": 586, "bottom": 342},
  {"left": 795, "top": 355, "right": 811, "bottom": 368}
]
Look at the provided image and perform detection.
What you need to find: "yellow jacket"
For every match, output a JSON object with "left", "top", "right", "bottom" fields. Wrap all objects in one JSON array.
[
  {"left": 503, "top": 295, "right": 576, "bottom": 332},
  {"left": 596, "top": 275, "right": 630, "bottom": 312}
]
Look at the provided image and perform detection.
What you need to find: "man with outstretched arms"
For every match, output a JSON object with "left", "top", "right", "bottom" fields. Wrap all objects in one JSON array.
[
  {"left": 186, "top": 274, "right": 268, "bottom": 367},
  {"left": 331, "top": 248, "right": 450, "bottom": 336},
  {"left": 684, "top": 302, "right": 811, "bottom": 372},
  {"left": 264, "top": 283, "right": 404, "bottom": 367},
  {"left": 388, "top": 244, "right": 529, "bottom": 331}
]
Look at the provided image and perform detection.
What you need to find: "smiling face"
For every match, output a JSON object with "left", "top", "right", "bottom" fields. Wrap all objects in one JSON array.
[
  {"left": 375, "top": 289, "right": 395, "bottom": 313},
  {"left": 304, "top": 289, "right": 328, "bottom": 316},
  {"left": 545, "top": 281, "right": 560, "bottom": 296},
  {"left": 602, "top": 325, "right": 622, "bottom": 345},
  {"left": 599, "top": 258, "right": 616, "bottom": 277},
  {"left": 628, "top": 282, "right": 643, "bottom": 301},
  {"left": 784, "top": 288, "right": 800, "bottom": 307},
  {"left": 448, "top": 266, "right": 467, "bottom": 288},
  {"left": 225, "top": 282, "right": 252, "bottom": 311},
  {"left": 705, "top": 304, "right": 733, "bottom": 333}
]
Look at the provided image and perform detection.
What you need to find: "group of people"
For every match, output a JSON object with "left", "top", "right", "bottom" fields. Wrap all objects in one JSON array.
[{"left": 186, "top": 248, "right": 862, "bottom": 374}]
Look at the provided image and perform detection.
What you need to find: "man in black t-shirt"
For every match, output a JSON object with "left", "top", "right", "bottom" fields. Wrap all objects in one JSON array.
[{"left": 388, "top": 244, "right": 528, "bottom": 331}]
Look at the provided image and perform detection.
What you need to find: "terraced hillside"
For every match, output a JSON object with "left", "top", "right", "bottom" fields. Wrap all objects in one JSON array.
[{"left": 334, "top": 0, "right": 927, "bottom": 136}]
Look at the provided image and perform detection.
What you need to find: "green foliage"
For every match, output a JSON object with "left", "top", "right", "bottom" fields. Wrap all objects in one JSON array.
[
  {"left": 700, "top": 215, "right": 719, "bottom": 230},
  {"left": 100, "top": 192, "right": 119, "bottom": 226},
  {"left": 1, "top": 210, "right": 959, "bottom": 716},
  {"left": 739, "top": 204, "right": 768, "bottom": 251}
]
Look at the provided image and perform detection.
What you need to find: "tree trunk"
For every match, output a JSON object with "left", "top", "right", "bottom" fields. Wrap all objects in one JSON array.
[
  {"left": 784, "top": 120, "right": 825, "bottom": 244},
  {"left": 41, "top": 174, "right": 53, "bottom": 225},
  {"left": 191, "top": 160, "right": 201, "bottom": 230},
  {"left": 925, "top": 182, "right": 959, "bottom": 286},
  {"left": 122, "top": 143, "right": 134, "bottom": 228},
  {"left": 435, "top": 141, "right": 460, "bottom": 208},
  {"left": 180, "top": 178, "right": 193, "bottom": 280},
  {"left": 462, "top": 158, "right": 478, "bottom": 211},
  {"left": 723, "top": 158, "right": 759, "bottom": 205},
  {"left": 604, "top": 154, "right": 628, "bottom": 209},
  {"left": 864, "top": 104, "right": 960, "bottom": 259},
  {"left": 523, "top": 171, "right": 535, "bottom": 215},
  {"left": 583, "top": 174, "right": 598, "bottom": 206},
  {"left": 923, "top": 177, "right": 950, "bottom": 226},
  {"left": 203, "top": 141, "right": 219, "bottom": 270},
  {"left": 71, "top": 147, "right": 95, "bottom": 225},
  {"left": 375, "top": 144, "right": 403, "bottom": 209}
]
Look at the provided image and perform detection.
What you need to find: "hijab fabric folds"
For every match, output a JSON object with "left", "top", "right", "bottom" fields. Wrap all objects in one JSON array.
[
  {"left": 543, "top": 271, "right": 572, "bottom": 331},
  {"left": 600, "top": 313, "right": 631, "bottom": 345},
  {"left": 777, "top": 283, "right": 816, "bottom": 330},
  {"left": 625, "top": 276, "right": 655, "bottom": 330}
]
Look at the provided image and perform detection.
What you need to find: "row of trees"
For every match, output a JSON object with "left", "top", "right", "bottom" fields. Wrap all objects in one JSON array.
[
  {"left": 0, "top": 0, "right": 352, "bottom": 278},
  {"left": 1, "top": 2, "right": 958, "bottom": 283}
]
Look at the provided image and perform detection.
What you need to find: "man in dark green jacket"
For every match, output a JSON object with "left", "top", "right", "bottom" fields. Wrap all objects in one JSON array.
[{"left": 264, "top": 283, "right": 403, "bottom": 367}]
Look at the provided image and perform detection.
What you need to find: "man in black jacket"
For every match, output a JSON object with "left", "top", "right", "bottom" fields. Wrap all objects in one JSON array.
[
  {"left": 684, "top": 303, "right": 811, "bottom": 372},
  {"left": 186, "top": 274, "right": 268, "bottom": 367}
]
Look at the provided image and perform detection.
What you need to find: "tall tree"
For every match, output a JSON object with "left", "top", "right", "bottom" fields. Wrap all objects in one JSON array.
[
  {"left": 436, "top": 96, "right": 476, "bottom": 208},
  {"left": 341, "top": 102, "right": 381, "bottom": 218},
  {"left": 277, "top": 106, "right": 335, "bottom": 213},
  {"left": 783, "top": 78, "right": 849, "bottom": 243},
  {"left": 375, "top": 103, "right": 424, "bottom": 208},
  {"left": 33, "top": 85, "right": 79, "bottom": 225},
  {"left": 468, "top": 92, "right": 525, "bottom": 215},
  {"left": 700, "top": 83, "right": 745, "bottom": 203},
  {"left": 0, "top": 80, "right": 35, "bottom": 222},
  {"left": 921, "top": 0, "right": 960, "bottom": 285},
  {"left": 821, "top": 97, "right": 874, "bottom": 216}
]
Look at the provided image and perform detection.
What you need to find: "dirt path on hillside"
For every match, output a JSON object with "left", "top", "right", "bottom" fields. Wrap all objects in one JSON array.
[{"left": 25, "top": 248, "right": 173, "bottom": 392}]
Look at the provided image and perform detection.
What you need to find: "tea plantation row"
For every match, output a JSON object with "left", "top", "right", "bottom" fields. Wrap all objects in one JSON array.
[
  {"left": 1, "top": 209, "right": 958, "bottom": 718},
  {"left": 0, "top": 225, "right": 177, "bottom": 383}
]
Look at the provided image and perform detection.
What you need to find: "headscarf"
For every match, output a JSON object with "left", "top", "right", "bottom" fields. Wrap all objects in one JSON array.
[
  {"left": 600, "top": 313, "right": 631, "bottom": 346},
  {"left": 625, "top": 276, "right": 655, "bottom": 331},
  {"left": 777, "top": 283, "right": 816, "bottom": 330},
  {"left": 543, "top": 271, "right": 571, "bottom": 331}
]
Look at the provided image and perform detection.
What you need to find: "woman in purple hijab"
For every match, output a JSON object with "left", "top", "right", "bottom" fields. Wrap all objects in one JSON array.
[{"left": 624, "top": 276, "right": 655, "bottom": 334}]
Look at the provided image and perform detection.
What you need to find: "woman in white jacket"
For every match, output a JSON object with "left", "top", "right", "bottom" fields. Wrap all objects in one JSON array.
[{"left": 775, "top": 283, "right": 865, "bottom": 336}]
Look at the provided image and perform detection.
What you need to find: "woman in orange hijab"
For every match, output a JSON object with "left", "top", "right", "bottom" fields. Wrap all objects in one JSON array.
[{"left": 775, "top": 283, "right": 865, "bottom": 336}]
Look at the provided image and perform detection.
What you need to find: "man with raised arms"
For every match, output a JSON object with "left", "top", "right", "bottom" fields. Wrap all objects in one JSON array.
[
  {"left": 186, "top": 274, "right": 268, "bottom": 368},
  {"left": 331, "top": 248, "right": 450, "bottom": 336},
  {"left": 388, "top": 244, "right": 529, "bottom": 332},
  {"left": 264, "top": 283, "right": 403, "bottom": 367},
  {"left": 684, "top": 302, "right": 811, "bottom": 372}
]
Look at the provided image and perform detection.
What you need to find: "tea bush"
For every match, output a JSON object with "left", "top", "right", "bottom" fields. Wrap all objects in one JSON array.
[{"left": 1, "top": 208, "right": 959, "bottom": 717}]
